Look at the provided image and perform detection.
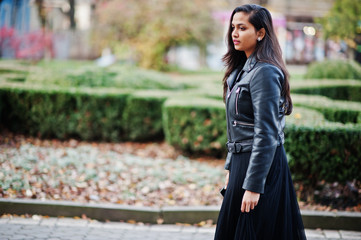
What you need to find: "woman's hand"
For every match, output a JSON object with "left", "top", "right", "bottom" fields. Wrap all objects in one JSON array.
[
  {"left": 241, "top": 190, "right": 260, "bottom": 213},
  {"left": 224, "top": 171, "right": 229, "bottom": 189}
]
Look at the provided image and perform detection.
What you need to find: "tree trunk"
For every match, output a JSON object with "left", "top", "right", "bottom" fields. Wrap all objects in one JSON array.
[
  {"left": 35, "top": 0, "right": 46, "bottom": 28},
  {"left": 69, "top": 0, "right": 76, "bottom": 29}
]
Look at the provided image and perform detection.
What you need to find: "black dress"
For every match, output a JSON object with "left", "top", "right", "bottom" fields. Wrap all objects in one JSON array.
[{"left": 214, "top": 145, "right": 306, "bottom": 240}]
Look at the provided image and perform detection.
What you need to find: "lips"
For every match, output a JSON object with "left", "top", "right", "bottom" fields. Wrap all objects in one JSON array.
[{"left": 233, "top": 40, "right": 240, "bottom": 45}]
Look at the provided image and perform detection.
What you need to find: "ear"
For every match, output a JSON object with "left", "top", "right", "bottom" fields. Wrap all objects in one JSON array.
[{"left": 257, "top": 28, "right": 266, "bottom": 41}]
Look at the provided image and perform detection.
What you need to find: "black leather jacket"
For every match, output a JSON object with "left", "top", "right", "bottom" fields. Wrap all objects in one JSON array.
[{"left": 224, "top": 54, "right": 286, "bottom": 194}]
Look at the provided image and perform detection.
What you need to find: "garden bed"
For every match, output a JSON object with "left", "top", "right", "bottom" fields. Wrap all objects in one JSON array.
[{"left": 0, "top": 131, "right": 360, "bottom": 212}]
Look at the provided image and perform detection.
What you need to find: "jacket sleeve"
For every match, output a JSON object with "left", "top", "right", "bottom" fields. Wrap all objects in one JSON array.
[
  {"left": 242, "top": 65, "right": 283, "bottom": 194},
  {"left": 224, "top": 152, "right": 232, "bottom": 170}
]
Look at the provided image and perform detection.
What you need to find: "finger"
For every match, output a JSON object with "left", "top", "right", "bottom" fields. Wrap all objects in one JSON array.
[
  {"left": 243, "top": 204, "right": 247, "bottom": 213},
  {"left": 225, "top": 174, "right": 229, "bottom": 189},
  {"left": 241, "top": 201, "right": 245, "bottom": 212},
  {"left": 250, "top": 202, "right": 254, "bottom": 210},
  {"left": 246, "top": 203, "right": 250, "bottom": 212}
]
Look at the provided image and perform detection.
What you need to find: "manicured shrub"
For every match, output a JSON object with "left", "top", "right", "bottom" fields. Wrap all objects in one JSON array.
[
  {"left": 305, "top": 60, "right": 361, "bottom": 80},
  {"left": 122, "top": 91, "right": 169, "bottom": 141},
  {"left": 68, "top": 92, "right": 128, "bottom": 141},
  {"left": 162, "top": 100, "right": 361, "bottom": 184},
  {"left": 292, "top": 94, "right": 361, "bottom": 123},
  {"left": 293, "top": 85, "right": 361, "bottom": 102},
  {"left": 163, "top": 98, "right": 227, "bottom": 157},
  {"left": 25, "top": 61, "right": 189, "bottom": 90},
  {"left": 285, "top": 107, "right": 361, "bottom": 185},
  {"left": 0, "top": 85, "right": 129, "bottom": 141}
]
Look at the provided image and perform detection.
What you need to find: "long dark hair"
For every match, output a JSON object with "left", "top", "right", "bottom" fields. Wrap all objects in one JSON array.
[{"left": 222, "top": 4, "right": 292, "bottom": 115}]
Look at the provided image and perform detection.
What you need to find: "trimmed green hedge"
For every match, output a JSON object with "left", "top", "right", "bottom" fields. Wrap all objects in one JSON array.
[
  {"left": 163, "top": 98, "right": 226, "bottom": 157},
  {"left": 0, "top": 85, "right": 129, "bottom": 141},
  {"left": 305, "top": 59, "right": 361, "bottom": 80},
  {"left": 163, "top": 101, "right": 361, "bottom": 183},
  {"left": 292, "top": 94, "right": 361, "bottom": 124},
  {"left": 0, "top": 85, "right": 173, "bottom": 142},
  {"left": 122, "top": 91, "right": 170, "bottom": 141},
  {"left": 285, "top": 107, "right": 361, "bottom": 185},
  {"left": 24, "top": 61, "right": 189, "bottom": 90},
  {"left": 293, "top": 85, "right": 361, "bottom": 102}
]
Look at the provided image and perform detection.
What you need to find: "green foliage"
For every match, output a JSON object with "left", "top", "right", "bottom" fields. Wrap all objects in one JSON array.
[
  {"left": 25, "top": 61, "right": 187, "bottom": 90},
  {"left": 92, "top": 0, "right": 221, "bottom": 70},
  {"left": 163, "top": 100, "right": 361, "bottom": 184},
  {"left": 0, "top": 87, "right": 128, "bottom": 141},
  {"left": 304, "top": 60, "right": 361, "bottom": 80},
  {"left": 163, "top": 98, "right": 226, "bottom": 157},
  {"left": 122, "top": 94, "right": 168, "bottom": 141},
  {"left": 316, "top": 0, "right": 361, "bottom": 46},
  {"left": 292, "top": 94, "right": 361, "bottom": 123},
  {"left": 293, "top": 85, "right": 361, "bottom": 102},
  {"left": 285, "top": 125, "right": 361, "bottom": 185},
  {"left": 0, "top": 60, "right": 29, "bottom": 83},
  {"left": 285, "top": 107, "right": 361, "bottom": 185}
]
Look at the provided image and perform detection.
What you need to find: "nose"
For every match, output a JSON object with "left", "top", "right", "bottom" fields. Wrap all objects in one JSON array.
[{"left": 232, "top": 29, "right": 238, "bottom": 38}]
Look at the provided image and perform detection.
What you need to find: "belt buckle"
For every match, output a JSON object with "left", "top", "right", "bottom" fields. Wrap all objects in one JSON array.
[
  {"left": 227, "top": 142, "right": 235, "bottom": 152},
  {"left": 236, "top": 143, "right": 242, "bottom": 153},
  {"left": 227, "top": 142, "right": 242, "bottom": 153}
]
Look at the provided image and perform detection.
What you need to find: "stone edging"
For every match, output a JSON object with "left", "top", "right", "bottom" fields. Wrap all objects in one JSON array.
[{"left": 1, "top": 199, "right": 360, "bottom": 231}]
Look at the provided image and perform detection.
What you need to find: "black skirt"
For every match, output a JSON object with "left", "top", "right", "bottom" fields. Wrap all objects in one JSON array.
[{"left": 214, "top": 145, "right": 306, "bottom": 240}]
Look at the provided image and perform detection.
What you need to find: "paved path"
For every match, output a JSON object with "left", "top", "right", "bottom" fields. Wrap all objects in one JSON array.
[{"left": 1, "top": 216, "right": 361, "bottom": 240}]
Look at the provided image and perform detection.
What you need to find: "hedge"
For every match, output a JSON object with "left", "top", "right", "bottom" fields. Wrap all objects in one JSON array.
[
  {"left": 304, "top": 59, "right": 361, "bottom": 80},
  {"left": 285, "top": 106, "right": 361, "bottom": 185},
  {"left": 163, "top": 99, "right": 361, "bottom": 184},
  {"left": 162, "top": 97, "right": 226, "bottom": 157},
  {"left": 0, "top": 84, "right": 174, "bottom": 142},
  {"left": 122, "top": 91, "right": 171, "bottom": 141},
  {"left": 24, "top": 61, "right": 188, "bottom": 90},
  {"left": 292, "top": 94, "right": 361, "bottom": 124},
  {"left": 293, "top": 85, "right": 361, "bottom": 102},
  {"left": 0, "top": 84, "right": 129, "bottom": 141}
]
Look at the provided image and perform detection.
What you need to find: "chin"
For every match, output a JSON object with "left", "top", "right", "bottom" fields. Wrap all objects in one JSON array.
[{"left": 234, "top": 46, "right": 243, "bottom": 51}]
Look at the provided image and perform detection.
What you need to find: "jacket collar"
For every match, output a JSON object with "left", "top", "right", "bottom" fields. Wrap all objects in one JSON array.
[
  {"left": 226, "top": 53, "right": 258, "bottom": 88},
  {"left": 242, "top": 53, "right": 258, "bottom": 73},
  {"left": 226, "top": 68, "right": 240, "bottom": 90}
]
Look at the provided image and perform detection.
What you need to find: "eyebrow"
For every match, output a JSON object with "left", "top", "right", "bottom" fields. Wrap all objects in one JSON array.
[{"left": 231, "top": 23, "right": 247, "bottom": 26}]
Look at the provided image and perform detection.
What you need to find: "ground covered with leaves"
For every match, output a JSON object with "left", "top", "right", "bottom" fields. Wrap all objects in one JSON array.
[
  {"left": 1, "top": 131, "right": 360, "bottom": 211},
  {"left": 0, "top": 132, "right": 225, "bottom": 207}
]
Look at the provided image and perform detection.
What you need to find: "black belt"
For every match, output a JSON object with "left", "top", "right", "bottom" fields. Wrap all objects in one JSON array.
[
  {"left": 227, "top": 140, "right": 282, "bottom": 153},
  {"left": 226, "top": 142, "right": 242, "bottom": 153}
]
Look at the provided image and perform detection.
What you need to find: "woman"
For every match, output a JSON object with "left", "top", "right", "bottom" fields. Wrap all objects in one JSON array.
[{"left": 214, "top": 4, "right": 306, "bottom": 240}]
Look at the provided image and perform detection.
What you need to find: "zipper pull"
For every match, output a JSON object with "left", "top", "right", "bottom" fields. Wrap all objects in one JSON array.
[
  {"left": 233, "top": 120, "right": 237, "bottom": 126},
  {"left": 236, "top": 87, "right": 240, "bottom": 93}
]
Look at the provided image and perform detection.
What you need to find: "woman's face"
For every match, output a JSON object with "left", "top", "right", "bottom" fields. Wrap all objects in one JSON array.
[{"left": 231, "top": 11, "right": 259, "bottom": 58}]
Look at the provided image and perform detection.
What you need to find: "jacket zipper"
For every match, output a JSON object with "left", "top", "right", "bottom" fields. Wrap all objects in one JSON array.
[
  {"left": 226, "top": 85, "right": 232, "bottom": 142},
  {"left": 233, "top": 120, "right": 254, "bottom": 127},
  {"left": 235, "top": 87, "right": 240, "bottom": 115},
  {"left": 226, "top": 69, "right": 243, "bottom": 142}
]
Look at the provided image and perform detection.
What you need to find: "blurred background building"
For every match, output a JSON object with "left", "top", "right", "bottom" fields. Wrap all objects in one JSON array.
[
  {"left": 0, "top": 0, "right": 95, "bottom": 60},
  {"left": 0, "top": 0, "right": 357, "bottom": 70}
]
